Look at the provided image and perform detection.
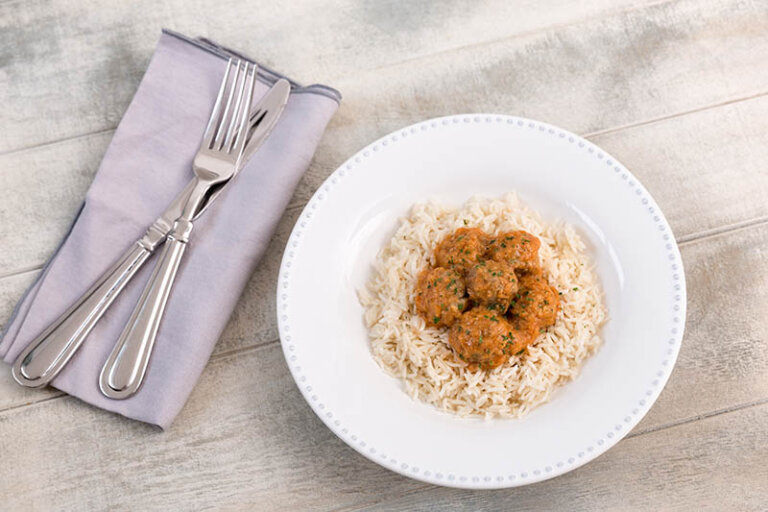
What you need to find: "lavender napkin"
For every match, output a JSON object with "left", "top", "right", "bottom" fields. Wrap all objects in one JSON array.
[{"left": 0, "top": 30, "right": 340, "bottom": 429}]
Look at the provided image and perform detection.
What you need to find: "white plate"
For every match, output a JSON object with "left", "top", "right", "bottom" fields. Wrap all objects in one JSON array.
[{"left": 277, "top": 114, "right": 686, "bottom": 489}]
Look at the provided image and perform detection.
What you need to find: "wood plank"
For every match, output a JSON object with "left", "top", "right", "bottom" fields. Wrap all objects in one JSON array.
[
  {"left": 589, "top": 96, "right": 768, "bottom": 239},
  {"left": 0, "top": 0, "right": 659, "bottom": 153},
  {"left": 635, "top": 223, "right": 768, "bottom": 432},
  {"left": 350, "top": 404, "right": 768, "bottom": 512}
]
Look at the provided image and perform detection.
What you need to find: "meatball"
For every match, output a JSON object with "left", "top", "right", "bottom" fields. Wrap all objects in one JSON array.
[
  {"left": 486, "top": 230, "right": 541, "bottom": 273},
  {"left": 465, "top": 260, "right": 518, "bottom": 309},
  {"left": 414, "top": 267, "right": 467, "bottom": 328},
  {"left": 434, "top": 227, "right": 488, "bottom": 273},
  {"left": 509, "top": 270, "right": 560, "bottom": 333},
  {"left": 448, "top": 307, "right": 533, "bottom": 370}
]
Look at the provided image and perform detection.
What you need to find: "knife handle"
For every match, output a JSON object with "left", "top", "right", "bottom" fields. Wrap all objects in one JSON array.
[
  {"left": 99, "top": 219, "right": 193, "bottom": 399},
  {"left": 11, "top": 240, "right": 156, "bottom": 388}
]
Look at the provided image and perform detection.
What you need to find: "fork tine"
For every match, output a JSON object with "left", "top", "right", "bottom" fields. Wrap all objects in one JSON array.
[
  {"left": 233, "top": 64, "right": 257, "bottom": 156},
  {"left": 222, "top": 61, "right": 250, "bottom": 152},
  {"left": 212, "top": 59, "right": 243, "bottom": 150},
  {"left": 202, "top": 58, "right": 235, "bottom": 149}
]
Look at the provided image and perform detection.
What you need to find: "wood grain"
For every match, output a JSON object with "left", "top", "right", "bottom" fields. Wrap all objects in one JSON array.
[
  {"left": 635, "top": 224, "right": 768, "bottom": 432},
  {"left": 352, "top": 404, "right": 768, "bottom": 512},
  {"left": 0, "top": 0, "right": 660, "bottom": 153},
  {"left": 590, "top": 95, "right": 768, "bottom": 240}
]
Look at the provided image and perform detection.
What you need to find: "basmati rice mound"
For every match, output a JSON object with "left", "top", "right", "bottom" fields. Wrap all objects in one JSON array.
[{"left": 359, "top": 194, "right": 607, "bottom": 419}]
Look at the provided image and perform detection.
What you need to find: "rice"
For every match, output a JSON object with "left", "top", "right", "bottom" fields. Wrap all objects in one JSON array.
[{"left": 359, "top": 194, "right": 607, "bottom": 419}]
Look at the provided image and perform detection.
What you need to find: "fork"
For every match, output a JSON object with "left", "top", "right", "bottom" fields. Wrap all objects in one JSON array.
[
  {"left": 98, "top": 60, "right": 257, "bottom": 399},
  {"left": 12, "top": 59, "right": 255, "bottom": 389}
]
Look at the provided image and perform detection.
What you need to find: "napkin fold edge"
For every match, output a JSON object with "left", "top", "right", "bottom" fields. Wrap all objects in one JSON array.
[{"left": 163, "top": 29, "right": 342, "bottom": 104}]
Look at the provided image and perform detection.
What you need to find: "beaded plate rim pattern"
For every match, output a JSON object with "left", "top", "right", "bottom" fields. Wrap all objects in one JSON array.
[{"left": 276, "top": 114, "right": 686, "bottom": 489}]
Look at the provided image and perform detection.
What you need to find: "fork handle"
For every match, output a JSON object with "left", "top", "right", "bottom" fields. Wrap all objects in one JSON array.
[
  {"left": 11, "top": 237, "right": 159, "bottom": 388},
  {"left": 99, "top": 219, "right": 193, "bottom": 399}
]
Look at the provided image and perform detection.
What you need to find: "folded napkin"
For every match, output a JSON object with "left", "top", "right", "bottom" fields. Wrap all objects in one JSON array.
[{"left": 0, "top": 30, "right": 340, "bottom": 428}]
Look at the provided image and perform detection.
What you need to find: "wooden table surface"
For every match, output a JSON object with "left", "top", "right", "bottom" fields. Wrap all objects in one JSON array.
[{"left": 1, "top": 0, "right": 767, "bottom": 510}]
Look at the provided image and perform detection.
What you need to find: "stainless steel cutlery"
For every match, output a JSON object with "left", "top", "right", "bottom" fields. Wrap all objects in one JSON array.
[{"left": 12, "top": 59, "right": 290, "bottom": 399}]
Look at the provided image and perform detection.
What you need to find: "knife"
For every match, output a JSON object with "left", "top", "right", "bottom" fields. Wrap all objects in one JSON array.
[
  {"left": 12, "top": 77, "right": 291, "bottom": 389},
  {"left": 98, "top": 78, "right": 290, "bottom": 399}
]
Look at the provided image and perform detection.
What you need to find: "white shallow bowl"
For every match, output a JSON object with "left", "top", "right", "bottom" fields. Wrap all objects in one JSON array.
[{"left": 277, "top": 114, "right": 686, "bottom": 489}]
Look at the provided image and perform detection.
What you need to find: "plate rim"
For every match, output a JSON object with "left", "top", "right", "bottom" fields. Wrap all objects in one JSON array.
[{"left": 276, "top": 113, "right": 687, "bottom": 489}]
